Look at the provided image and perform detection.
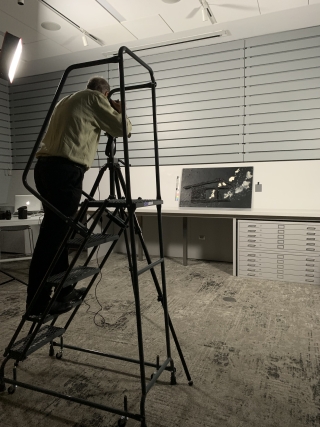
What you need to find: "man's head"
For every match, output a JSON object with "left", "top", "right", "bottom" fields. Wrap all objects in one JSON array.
[{"left": 87, "top": 76, "right": 110, "bottom": 96}]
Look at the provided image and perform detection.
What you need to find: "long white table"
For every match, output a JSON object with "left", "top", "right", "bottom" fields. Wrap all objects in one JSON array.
[{"left": 135, "top": 207, "right": 320, "bottom": 270}]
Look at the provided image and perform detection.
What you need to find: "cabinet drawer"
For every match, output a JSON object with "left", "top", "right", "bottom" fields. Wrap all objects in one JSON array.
[
  {"left": 239, "top": 220, "right": 320, "bottom": 232},
  {"left": 239, "top": 241, "right": 320, "bottom": 252},
  {"left": 239, "top": 264, "right": 320, "bottom": 277},
  {"left": 239, "top": 251, "right": 320, "bottom": 262},
  {"left": 239, "top": 236, "right": 318, "bottom": 245},
  {"left": 239, "top": 230, "right": 320, "bottom": 239},
  {"left": 238, "top": 270, "right": 320, "bottom": 284},
  {"left": 239, "top": 260, "right": 320, "bottom": 273}
]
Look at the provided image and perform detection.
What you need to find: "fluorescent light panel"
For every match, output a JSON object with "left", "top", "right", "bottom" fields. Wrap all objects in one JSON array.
[
  {"left": 95, "top": 0, "right": 126, "bottom": 22},
  {"left": 0, "top": 32, "right": 23, "bottom": 83}
]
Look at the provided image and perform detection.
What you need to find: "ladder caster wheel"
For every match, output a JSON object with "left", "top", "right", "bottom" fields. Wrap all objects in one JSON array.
[
  {"left": 8, "top": 385, "right": 16, "bottom": 395},
  {"left": 56, "top": 352, "right": 63, "bottom": 359},
  {"left": 118, "top": 416, "right": 127, "bottom": 426},
  {"left": 188, "top": 380, "right": 193, "bottom": 386}
]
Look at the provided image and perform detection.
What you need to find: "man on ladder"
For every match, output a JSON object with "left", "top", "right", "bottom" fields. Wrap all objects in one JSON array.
[{"left": 27, "top": 76, "right": 132, "bottom": 316}]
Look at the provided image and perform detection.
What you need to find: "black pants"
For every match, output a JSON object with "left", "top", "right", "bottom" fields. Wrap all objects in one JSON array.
[{"left": 27, "top": 157, "right": 85, "bottom": 308}]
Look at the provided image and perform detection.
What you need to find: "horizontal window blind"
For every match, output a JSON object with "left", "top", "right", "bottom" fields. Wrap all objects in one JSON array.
[
  {"left": 244, "top": 26, "right": 320, "bottom": 162},
  {"left": 8, "top": 25, "right": 320, "bottom": 169},
  {"left": 0, "top": 79, "right": 12, "bottom": 171}
]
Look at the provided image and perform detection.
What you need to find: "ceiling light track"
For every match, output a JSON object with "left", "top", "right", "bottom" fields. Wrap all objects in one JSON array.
[{"left": 39, "top": 0, "right": 104, "bottom": 46}]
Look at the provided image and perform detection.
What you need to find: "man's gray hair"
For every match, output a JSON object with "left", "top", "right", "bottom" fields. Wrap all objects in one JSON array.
[{"left": 87, "top": 76, "right": 110, "bottom": 94}]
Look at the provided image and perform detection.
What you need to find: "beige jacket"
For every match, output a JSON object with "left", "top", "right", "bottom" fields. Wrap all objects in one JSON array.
[{"left": 36, "top": 89, "right": 132, "bottom": 169}]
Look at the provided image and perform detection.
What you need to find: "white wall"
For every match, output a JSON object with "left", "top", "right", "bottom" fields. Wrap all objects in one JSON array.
[{"left": 6, "top": 158, "right": 320, "bottom": 261}]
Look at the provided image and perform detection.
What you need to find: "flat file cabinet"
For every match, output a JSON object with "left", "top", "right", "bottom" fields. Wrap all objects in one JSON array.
[{"left": 237, "top": 220, "right": 320, "bottom": 284}]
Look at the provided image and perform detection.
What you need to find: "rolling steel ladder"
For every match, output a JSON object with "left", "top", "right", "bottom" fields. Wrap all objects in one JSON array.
[{"left": 0, "top": 46, "right": 192, "bottom": 427}]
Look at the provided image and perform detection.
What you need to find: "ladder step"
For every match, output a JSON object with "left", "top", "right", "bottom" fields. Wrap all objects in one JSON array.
[
  {"left": 67, "top": 233, "right": 119, "bottom": 249},
  {"left": 7, "top": 325, "right": 65, "bottom": 359},
  {"left": 87, "top": 199, "right": 163, "bottom": 208},
  {"left": 47, "top": 266, "right": 100, "bottom": 287}
]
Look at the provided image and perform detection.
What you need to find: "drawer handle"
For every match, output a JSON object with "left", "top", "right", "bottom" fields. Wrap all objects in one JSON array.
[
  {"left": 277, "top": 275, "right": 284, "bottom": 278},
  {"left": 306, "top": 258, "right": 315, "bottom": 261},
  {"left": 307, "top": 238, "right": 316, "bottom": 241},
  {"left": 277, "top": 240, "right": 284, "bottom": 244},
  {"left": 306, "top": 269, "right": 314, "bottom": 272},
  {"left": 307, "top": 227, "right": 316, "bottom": 230},
  {"left": 248, "top": 254, "right": 256, "bottom": 257},
  {"left": 248, "top": 244, "right": 256, "bottom": 247},
  {"left": 306, "top": 263, "right": 315, "bottom": 267},
  {"left": 248, "top": 239, "right": 256, "bottom": 242},
  {"left": 248, "top": 273, "right": 255, "bottom": 276},
  {"left": 306, "top": 274, "right": 314, "bottom": 277},
  {"left": 248, "top": 268, "right": 256, "bottom": 271},
  {"left": 277, "top": 245, "right": 284, "bottom": 249},
  {"left": 307, "top": 243, "right": 315, "bottom": 246},
  {"left": 306, "top": 279, "right": 314, "bottom": 282},
  {"left": 248, "top": 235, "right": 256, "bottom": 237},
  {"left": 277, "top": 260, "right": 284, "bottom": 264},
  {"left": 277, "top": 255, "right": 284, "bottom": 258},
  {"left": 307, "top": 233, "right": 316, "bottom": 235},
  {"left": 248, "top": 264, "right": 255, "bottom": 266},
  {"left": 278, "top": 230, "right": 284, "bottom": 234},
  {"left": 248, "top": 259, "right": 255, "bottom": 262},
  {"left": 278, "top": 225, "right": 285, "bottom": 229},
  {"left": 306, "top": 248, "right": 315, "bottom": 251}
]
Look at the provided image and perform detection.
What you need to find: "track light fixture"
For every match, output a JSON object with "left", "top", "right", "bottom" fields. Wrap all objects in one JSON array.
[
  {"left": 200, "top": 0, "right": 217, "bottom": 24},
  {"left": 18, "top": 0, "right": 25, "bottom": 4},
  {"left": 0, "top": 32, "right": 23, "bottom": 83}
]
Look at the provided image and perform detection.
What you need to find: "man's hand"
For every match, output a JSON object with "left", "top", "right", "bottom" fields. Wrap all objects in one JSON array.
[{"left": 109, "top": 99, "right": 122, "bottom": 113}]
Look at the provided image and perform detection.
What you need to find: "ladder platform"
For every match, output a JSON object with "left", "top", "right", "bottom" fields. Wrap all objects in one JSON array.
[
  {"left": 47, "top": 266, "right": 100, "bottom": 287},
  {"left": 67, "top": 233, "right": 119, "bottom": 249},
  {"left": 87, "top": 199, "right": 163, "bottom": 208},
  {"left": 7, "top": 325, "right": 65, "bottom": 359}
]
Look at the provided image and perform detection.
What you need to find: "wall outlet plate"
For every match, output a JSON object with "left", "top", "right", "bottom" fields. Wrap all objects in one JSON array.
[{"left": 255, "top": 183, "right": 262, "bottom": 192}]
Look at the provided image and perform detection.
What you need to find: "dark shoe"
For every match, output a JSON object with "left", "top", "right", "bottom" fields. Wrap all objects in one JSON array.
[
  {"left": 58, "top": 287, "right": 87, "bottom": 303},
  {"left": 26, "top": 300, "right": 73, "bottom": 316},
  {"left": 49, "top": 300, "right": 73, "bottom": 315}
]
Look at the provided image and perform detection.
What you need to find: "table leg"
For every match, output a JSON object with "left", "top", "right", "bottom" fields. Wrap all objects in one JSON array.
[
  {"left": 137, "top": 216, "right": 143, "bottom": 261},
  {"left": 183, "top": 217, "right": 188, "bottom": 266}
]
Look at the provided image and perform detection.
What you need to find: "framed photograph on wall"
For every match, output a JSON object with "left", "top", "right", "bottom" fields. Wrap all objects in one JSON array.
[{"left": 179, "top": 167, "right": 253, "bottom": 209}]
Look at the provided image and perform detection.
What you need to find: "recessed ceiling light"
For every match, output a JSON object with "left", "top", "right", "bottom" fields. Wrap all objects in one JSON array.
[
  {"left": 41, "top": 21, "right": 61, "bottom": 31},
  {"left": 162, "top": 0, "right": 181, "bottom": 3}
]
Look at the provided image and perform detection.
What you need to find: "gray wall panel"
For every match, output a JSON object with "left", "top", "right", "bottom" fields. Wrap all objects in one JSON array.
[
  {"left": 0, "top": 80, "right": 12, "bottom": 203},
  {"left": 8, "top": 26, "right": 320, "bottom": 168}
]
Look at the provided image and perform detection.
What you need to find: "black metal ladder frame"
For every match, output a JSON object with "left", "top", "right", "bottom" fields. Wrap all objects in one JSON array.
[{"left": 0, "top": 46, "right": 192, "bottom": 427}]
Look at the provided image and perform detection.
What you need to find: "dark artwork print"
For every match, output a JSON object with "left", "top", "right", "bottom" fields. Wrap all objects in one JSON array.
[{"left": 179, "top": 167, "right": 253, "bottom": 208}]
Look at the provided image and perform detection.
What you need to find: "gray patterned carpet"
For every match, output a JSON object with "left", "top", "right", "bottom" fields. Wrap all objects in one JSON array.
[{"left": 1, "top": 253, "right": 320, "bottom": 427}]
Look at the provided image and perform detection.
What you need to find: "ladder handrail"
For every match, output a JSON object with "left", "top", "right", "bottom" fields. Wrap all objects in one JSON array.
[{"left": 21, "top": 46, "right": 157, "bottom": 223}]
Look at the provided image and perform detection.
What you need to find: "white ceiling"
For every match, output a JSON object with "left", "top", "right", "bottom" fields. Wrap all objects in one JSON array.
[{"left": 0, "top": 0, "right": 320, "bottom": 78}]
